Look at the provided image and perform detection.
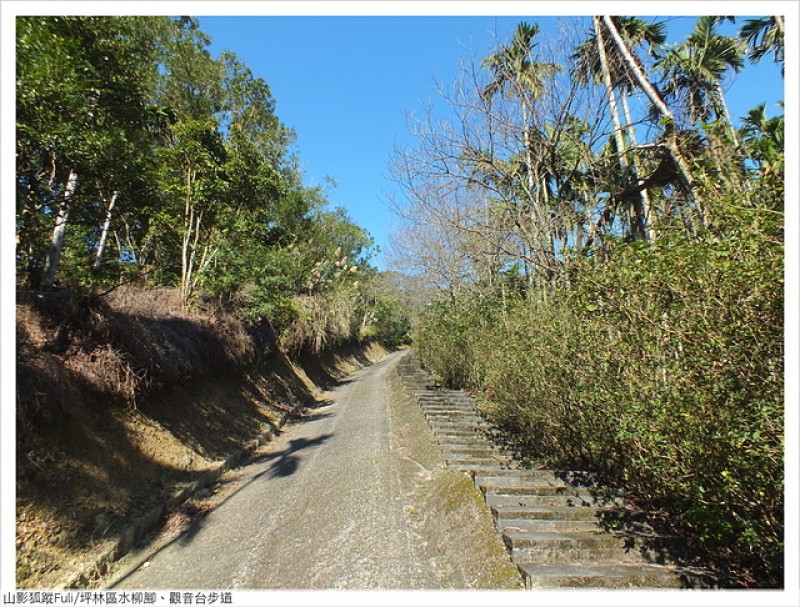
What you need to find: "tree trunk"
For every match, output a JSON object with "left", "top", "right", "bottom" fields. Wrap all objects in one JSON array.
[
  {"left": 40, "top": 169, "right": 78, "bottom": 290},
  {"left": 94, "top": 190, "right": 119, "bottom": 270},
  {"left": 594, "top": 17, "right": 637, "bottom": 239},
  {"left": 600, "top": 16, "right": 706, "bottom": 227},
  {"left": 181, "top": 166, "right": 197, "bottom": 307},
  {"left": 621, "top": 92, "right": 655, "bottom": 241},
  {"left": 774, "top": 15, "right": 784, "bottom": 36}
]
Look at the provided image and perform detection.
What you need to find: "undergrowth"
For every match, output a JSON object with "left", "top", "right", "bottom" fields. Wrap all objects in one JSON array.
[{"left": 414, "top": 208, "right": 783, "bottom": 587}]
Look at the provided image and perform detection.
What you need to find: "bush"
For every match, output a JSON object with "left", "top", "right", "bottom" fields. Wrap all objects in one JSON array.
[{"left": 413, "top": 210, "right": 783, "bottom": 586}]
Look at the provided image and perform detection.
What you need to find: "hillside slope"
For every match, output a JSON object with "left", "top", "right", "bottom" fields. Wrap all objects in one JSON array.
[{"left": 15, "top": 287, "right": 389, "bottom": 588}]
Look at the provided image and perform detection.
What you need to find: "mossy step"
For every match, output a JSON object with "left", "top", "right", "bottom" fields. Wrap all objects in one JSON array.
[
  {"left": 437, "top": 432, "right": 493, "bottom": 442},
  {"left": 483, "top": 484, "right": 599, "bottom": 498},
  {"left": 484, "top": 492, "right": 612, "bottom": 508},
  {"left": 428, "top": 416, "right": 486, "bottom": 425},
  {"left": 481, "top": 484, "right": 593, "bottom": 498},
  {"left": 516, "top": 562, "right": 692, "bottom": 589},
  {"left": 425, "top": 413, "right": 482, "bottom": 421},
  {"left": 424, "top": 408, "right": 482, "bottom": 416},
  {"left": 496, "top": 518, "right": 601, "bottom": 533},
  {"left": 428, "top": 421, "right": 491, "bottom": 432},
  {"left": 434, "top": 436, "right": 489, "bottom": 446},
  {"left": 432, "top": 428, "right": 483, "bottom": 437},
  {"left": 503, "top": 530, "right": 651, "bottom": 563},
  {"left": 415, "top": 393, "right": 473, "bottom": 400},
  {"left": 504, "top": 530, "right": 683, "bottom": 564},
  {"left": 448, "top": 459, "right": 510, "bottom": 471},
  {"left": 419, "top": 404, "right": 480, "bottom": 412},
  {"left": 446, "top": 454, "right": 506, "bottom": 464},
  {"left": 490, "top": 504, "right": 607, "bottom": 521},
  {"left": 439, "top": 443, "right": 501, "bottom": 454},
  {"left": 474, "top": 471, "right": 583, "bottom": 485},
  {"left": 441, "top": 445, "right": 509, "bottom": 461},
  {"left": 458, "top": 464, "right": 520, "bottom": 475},
  {"left": 414, "top": 391, "right": 473, "bottom": 400},
  {"left": 447, "top": 462, "right": 511, "bottom": 475},
  {"left": 417, "top": 399, "right": 476, "bottom": 408},
  {"left": 426, "top": 415, "right": 484, "bottom": 425},
  {"left": 477, "top": 474, "right": 596, "bottom": 490}
]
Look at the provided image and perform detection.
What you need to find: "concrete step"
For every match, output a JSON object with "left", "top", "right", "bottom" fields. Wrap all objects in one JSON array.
[
  {"left": 485, "top": 491, "right": 613, "bottom": 509},
  {"left": 446, "top": 453, "right": 507, "bottom": 465},
  {"left": 448, "top": 458, "right": 511, "bottom": 471},
  {"left": 504, "top": 530, "right": 683, "bottom": 565},
  {"left": 457, "top": 464, "right": 521, "bottom": 475},
  {"left": 496, "top": 518, "right": 601, "bottom": 534},
  {"left": 422, "top": 409, "right": 479, "bottom": 416},
  {"left": 450, "top": 463, "right": 516, "bottom": 474},
  {"left": 398, "top": 357, "right": 714, "bottom": 589},
  {"left": 440, "top": 443, "right": 502, "bottom": 455},
  {"left": 428, "top": 418, "right": 485, "bottom": 428},
  {"left": 435, "top": 437, "right": 490, "bottom": 446},
  {"left": 424, "top": 412, "right": 483, "bottom": 422},
  {"left": 415, "top": 391, "right": 472, "bottom": 399},
  {"left": 491, "top": 504, "right": 607, "bottom": 522},
  {"left": 438, "top": 438, "right": 494, "bottom": 449},
  {"left": 478, "top": 481, "right": 594, "bottom": 498},
  {"left": 432, "top": 428, "right": 483, "bottom": 438},
  {"left": 427, "top": 414, "right": 482, "bottom": 423},
  {"left": 414, "top": 394, "right": 468, "bottom": 403},
  {"left": 413, "top": 389, "right": 465, "bottom": 396},
  {"left": 441, "top": 446, "right": 499, "bottom": 456},
  {"left": 428, "top": 422, "right": 491, "bottom": 433},
  {"left": 421, "top": 403, "right": 475, "bottom": 412},
  {"left": 503, "top": 530, "right": 650, "bottom": 564},
  {"left": 436, "top": 432, "right": 491, "bottom": 442},
  {"left": 516, "top": 562, "right": 690, "bottom": 589},
  {"left": 475, "top": 473, "right": 589, "bottom": 489},
  {"left": 472, "top": 468, "right": 572, "bottom": 480}
]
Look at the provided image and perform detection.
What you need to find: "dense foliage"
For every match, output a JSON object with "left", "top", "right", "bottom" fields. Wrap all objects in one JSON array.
[
  {"left": 400, "top": 16, "right": 784, "bottom": 586},
  {"left": 16, "top": 16, "right": 410, "bottom": 352}
]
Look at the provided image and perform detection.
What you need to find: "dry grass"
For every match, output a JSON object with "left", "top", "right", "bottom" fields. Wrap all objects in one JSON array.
[{"left": 15, "top": 286, "right": 388, "bottom": 588}]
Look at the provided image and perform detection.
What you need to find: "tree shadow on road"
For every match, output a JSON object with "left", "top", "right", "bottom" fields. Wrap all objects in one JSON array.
[
  {"left": 266, "top": 434, "right": 334, "bottom": 478},
  {"left": 166, "top": 432, "right": 335, "bottom": 550}
]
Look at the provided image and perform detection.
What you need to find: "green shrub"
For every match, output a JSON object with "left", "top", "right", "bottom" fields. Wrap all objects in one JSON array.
[{"left": 413, "top": 209, "right": 783, "bottom": 585}]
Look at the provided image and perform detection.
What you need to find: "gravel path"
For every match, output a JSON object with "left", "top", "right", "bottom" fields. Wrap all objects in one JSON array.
[{"left": 113, "top": 351, "right": 446, "bottom": 589}]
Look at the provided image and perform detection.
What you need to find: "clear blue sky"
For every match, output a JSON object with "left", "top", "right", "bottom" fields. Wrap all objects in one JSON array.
[{"left": 198, "top": 14, "right": 785, "bottom": 270}]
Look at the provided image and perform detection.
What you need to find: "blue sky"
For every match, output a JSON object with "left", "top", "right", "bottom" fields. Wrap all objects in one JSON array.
[{"left": 198, "top": 14, "right": 785, "bottom": 270}]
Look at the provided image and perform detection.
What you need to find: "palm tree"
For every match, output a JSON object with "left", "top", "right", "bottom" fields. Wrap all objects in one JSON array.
[
  {"left": 657, "top": 16, "right": 745, "bottom": 143},
  {"left": 481, "top": 21, "right": 562, "bottom": 284},
  {"left": 599, "top": 16, "right": 707, "bottom": 229},
  {"left": 740, "top": 102, "right": 784, "bottom": 178},
  {"left": 739, "top": 16, "right": 784, "bottom": 75},
  {"left": 573, "top": 17, "right": 665, "bottom": 241},
  {"left": 481, "top": 21, "right": 562, "bottom": 196}
]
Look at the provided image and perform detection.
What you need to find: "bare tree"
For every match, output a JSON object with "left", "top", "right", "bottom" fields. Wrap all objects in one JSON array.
[{"left": 388, "top": 20, "right": 611, "bottom": 295}]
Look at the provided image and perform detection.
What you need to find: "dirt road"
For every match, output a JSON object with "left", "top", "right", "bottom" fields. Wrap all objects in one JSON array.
[{"left": 110, "top": 350, "right": 517, "bottom": 589}]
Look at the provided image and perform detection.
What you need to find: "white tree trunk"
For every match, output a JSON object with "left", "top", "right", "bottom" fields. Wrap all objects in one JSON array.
[
  {"left": 621, "top": 92, "right": 655, "bottom": 241},
  {"left": 715, "top": 83, "right": 740, "bottom": 147},
  {"left": 94, "top": 190, "right": 119, "bottom": 270},
  {"left": 594, "top": 17, "right": 633, "bottom": 237},
  {"left": 40, "top": 169, "right": 78, "bottom": 289},
  {"left": 601, "top": 16, "right": 706, "bottom": 227},
  {"left": 774, "top": 15, "right": 784, "bottom": 36}
]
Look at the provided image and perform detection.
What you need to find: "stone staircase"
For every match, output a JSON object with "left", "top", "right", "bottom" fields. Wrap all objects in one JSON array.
[{"left": 395, "top": 353, "right": 717, "bottom": 590}]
